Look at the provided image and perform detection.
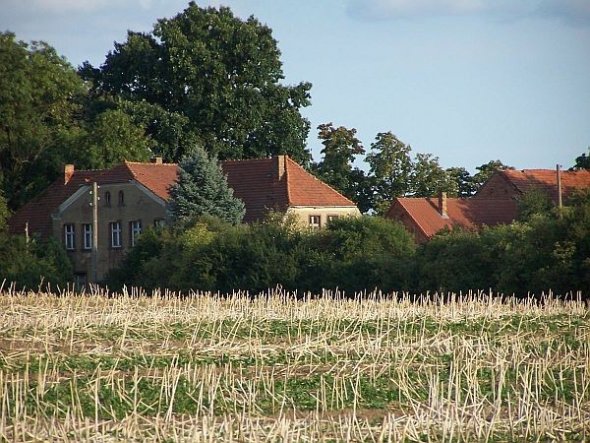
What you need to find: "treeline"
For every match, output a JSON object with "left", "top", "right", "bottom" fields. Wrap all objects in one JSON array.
[{"left": 105, "top": 191, "right": 590, "bottom": 297}]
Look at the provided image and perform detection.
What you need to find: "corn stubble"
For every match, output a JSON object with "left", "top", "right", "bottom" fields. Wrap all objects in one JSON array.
[{"left": 0, "top": 288, "right": 588, "bottom": 442}]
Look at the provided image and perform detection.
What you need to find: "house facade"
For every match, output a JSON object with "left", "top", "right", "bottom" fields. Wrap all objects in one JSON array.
[{"left": 9, "top": 155, "right": 359, "bottom": 283}]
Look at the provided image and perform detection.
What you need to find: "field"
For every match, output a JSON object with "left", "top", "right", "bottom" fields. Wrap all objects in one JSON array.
[{"left": 0, "top": 288, "right": 589, "bottom": 442}]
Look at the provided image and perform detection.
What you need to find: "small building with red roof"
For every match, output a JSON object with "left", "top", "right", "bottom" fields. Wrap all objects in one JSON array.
[
  {"left": 8, "top": 155, "right": 359, "bottom": 282},
  {"left": 474, "top": 168, "right": 590, "bottom": 203},
  {"left": 386, "top": 193, "right": 518, "bottom": 243},
  {"left": 386, "top": 167, "right": 590, "bottom": 243}
]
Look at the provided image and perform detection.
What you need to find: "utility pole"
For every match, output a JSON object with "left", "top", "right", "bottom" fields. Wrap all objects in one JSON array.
[
  {"left": 91, "top": 182, "right": 99, "bottom": 283},
  {"left": 556, "top": 164, "right": 563, "bottom": 218}
]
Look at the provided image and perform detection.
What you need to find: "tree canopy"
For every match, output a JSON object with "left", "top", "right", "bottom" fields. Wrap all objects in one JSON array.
[
  {"left": 81, "top": 2, "right": 312, "bottom": 164},
  {"left": 168, "top": 146, "right": 245, "bottom": 225}
]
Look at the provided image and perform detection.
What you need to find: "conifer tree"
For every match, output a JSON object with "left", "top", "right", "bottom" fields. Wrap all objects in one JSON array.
[{"left": 169, "top": 147, "right": 245, "bottom": 225}]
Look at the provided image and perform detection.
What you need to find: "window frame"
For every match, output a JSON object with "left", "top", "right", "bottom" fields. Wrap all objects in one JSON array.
[
  {"left": 64, "top": 224, "right": 75, "bottom": 250},
  {"left": 110, "top": 221, "right": 122, "bottom": 249},
  {"left": 129, "top": 220, "right": 142, "bottom": 247},
  {"left": 309, "top": 215, "right": 321, "bottom": 230},
  {"left": 82, "top": 223, "right": 93, "bottom": 250}
]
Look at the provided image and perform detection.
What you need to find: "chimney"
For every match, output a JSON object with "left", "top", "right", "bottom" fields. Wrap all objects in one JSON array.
[
  {"left": 151, "top": 156, "right": 163, "bottom": 164},
  {"left": 275, "top": 155, "right": 286, "bottom": 180},
  {"left": 64, "top": 164, "right": 75, "bottom": 184},
  {"left": 438, "top": 191, "right": 448, "bottom": 218}
]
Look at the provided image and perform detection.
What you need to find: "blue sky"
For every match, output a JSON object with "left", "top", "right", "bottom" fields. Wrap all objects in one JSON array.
[{"left": 2, "top": 0, "right": 589, "bottom": 172}]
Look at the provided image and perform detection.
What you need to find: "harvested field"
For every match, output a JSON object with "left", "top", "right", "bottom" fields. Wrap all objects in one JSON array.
[{"left": 0, "top": 288, "right": 589, "bottom": 441}]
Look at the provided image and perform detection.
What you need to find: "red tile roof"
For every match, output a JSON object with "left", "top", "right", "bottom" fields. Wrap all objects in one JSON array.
[
  {"left": 9, "top": 156, "right": 357, "bottom": 236},
  {"left": 499, "top": 169, "right": 590, "bottom": 202},
  {"left": 221, "top": 156, "right": 356, "bottom": 223},
  {"left": 8, "top": 169, "right": 106, "bottom": 238},
  {"left": 388, "top": 197, "right": 518, "bottom": 241}
]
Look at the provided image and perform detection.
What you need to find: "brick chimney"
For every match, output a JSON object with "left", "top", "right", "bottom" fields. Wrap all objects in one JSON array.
[
  {"left": 438, "top": 191, "right": 448, "bottom": 218},
  {"left": 64, "top": 164, "right": 75, "bottom": 184},
  {"left": 151, "top": 156, "right": 163, "bottom": 164},
  {"left": 275, "top": 155, "right": 286, "bottom": 180}
]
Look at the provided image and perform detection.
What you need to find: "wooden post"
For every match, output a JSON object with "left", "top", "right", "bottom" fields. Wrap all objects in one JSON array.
[
  {"left": 556, "top": 164, "right": 563, "bottom": 218},
  {"left": 91, "top": 182, "right": 99, "bottom": 283}
]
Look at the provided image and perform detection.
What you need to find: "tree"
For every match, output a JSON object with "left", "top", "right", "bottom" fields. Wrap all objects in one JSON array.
[
  {"left": 572, "top": 147, "right": 590, "bottom": 170},
  {"left": 472, "top": 160, "right": 509, "bottom": 192},
  {"left": 168, "top": 146, "right": 245, "bottom": 225},
  {"left": 410, "top": 152, "right": 449, "bottom": 197},
  {"left": 80, "top": 2, "right": 312, "bottom": 163},
  {"left": 0, "top": 32, "right": 86, "bottom": 208},
  {"left": 446, "top": 167, "right": 475, "bottom": 197},
  {"left": 313, "top": 123, "right": 365, "bottom": 203},
  {"left": 366, "top": 132, "right": 413, "bottom": 214},
  {"left": 78, "top": 109, "right": 153, "bottom": 169}
]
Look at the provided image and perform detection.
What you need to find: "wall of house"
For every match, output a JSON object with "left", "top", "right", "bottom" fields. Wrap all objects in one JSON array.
[
  {"left": 286, "top": 206, "right": 361, "bottom": 230},
  {"left": 51, "top": 182, "right": 168, "bottom": 283},
  {"left": 474, "top": 173, "right": 520, "bottom": 199}
]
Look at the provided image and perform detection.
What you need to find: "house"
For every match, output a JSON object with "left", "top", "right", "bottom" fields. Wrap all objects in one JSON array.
[
  {"left": 386, "top": 193, "right": 518, "bottom": 243},
  {"left": 386, "top": 167, "right": 590, "bottom": 243},
  {"left": 474, "top": 168, "right": 590, "bottom": 203},
  {"left": 8, "top": 155, "right": 359, "bottom": 283}
]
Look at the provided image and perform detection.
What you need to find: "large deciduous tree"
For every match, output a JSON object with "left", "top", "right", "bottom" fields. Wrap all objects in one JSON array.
[
  {"left": 0, "top": 32, "right": 86, "bottom": 208},
  {"left": 81, "top": 2, "right": 312, "bottom": 164},
  {"left": 313, "top": 123, "right": 366, "bottom": 206},
  {"left": 366, "top": 132, "right": 413, "bottom": 214},
  {"left": 169, "top": 146, "right": 245, "bottom": 225}
]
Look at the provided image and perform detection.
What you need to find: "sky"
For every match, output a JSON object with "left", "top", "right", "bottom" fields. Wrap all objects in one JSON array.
[{"left": 2, "top": 0, "right": 589, "bottom": 172}]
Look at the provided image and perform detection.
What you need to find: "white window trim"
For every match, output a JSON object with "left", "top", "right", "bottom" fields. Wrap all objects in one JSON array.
[
  {"left": 110, "top": 222, "right": 122, "bottom": 248},
  {"left": 309, "top": 215, "right": 321, "bottom": 230},
  {"left": 82, "top": 224, "right": 93, "bottom": 250},
  {"left": 64, "top": 224, "right": 75, "bottom": 250},
  {"left": 130, "top": 220, "right": 142, "bottom": 247}
]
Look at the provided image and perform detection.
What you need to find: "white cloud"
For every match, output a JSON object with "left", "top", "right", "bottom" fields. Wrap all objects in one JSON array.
[{"left": 347, "top": 0, "right": 590, "bottom": 24}]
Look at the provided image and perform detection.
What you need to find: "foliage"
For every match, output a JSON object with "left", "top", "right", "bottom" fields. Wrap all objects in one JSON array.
[
  {"left": 0, "top": 32, "right": 86, "bottom": 208},
  {"left": 445, "top": 166, "right": 475, "bottom": 197},
  {"left": 410, "top": 152, "right": 449, "bottom": 197},
  {"left": 168, "top": 146, "right": 245, "bottom": 225},
  {"left": 313, "top": 123, "right": 365, "bottom": 204},
  {"left": 517, "top": 189, "right": 554, "bottom": 221},
  {"left": 366, "top": 132, "right": 413, "bottom": 214},
  {"left": 0, "top": 235, "right": 73, "bottom": 289},
  {"left": 81, "top": 2, "right": 312, "bottom": 163},
  {"left": 107, "top": 215, "right": 415, "bottom": 294},
  {"left": 572, "top": 147, "right": 590, "bottom": 170}
]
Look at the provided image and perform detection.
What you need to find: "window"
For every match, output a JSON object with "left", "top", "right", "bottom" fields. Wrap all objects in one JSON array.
[
  {"left": 309, "top": 215, "right": 321, "bottom": 230},
  {"left": 82, "top": 224, "right": 93, "bottom": 250},
  {"left": 129, "top": 220, "right": 142, "bottom": 246},
  {"left": 153, "top": 219, "right": 166, "bottom": 228},
  {"left": 327, "top": 215, "right": 339, "bottom": 224},
  {"left": 104, "top": 191, "right": 111, "bottom": 207},
  {"left": 64, "top": 224, "right": 75, "bottom": 250},
  {"left": 110, "top": 222, "right": 122, "bottom": 248},
  {"left": 118, "top": 190, "right": 125, "bottom": 206}
]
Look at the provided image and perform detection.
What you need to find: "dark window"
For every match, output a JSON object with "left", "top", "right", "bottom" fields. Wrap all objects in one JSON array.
[
  {"left": 110, "top": 222, "right": 122, "bottom": 248},
  {"left": 104, "top": 191, "right": 111, "bottom": 207},
  {"left": 118, "top": 190, "right": 125, "bottom": 206},
  {"left": 82, "top": 224, "right": 93, "bottom": 250},
  {"left": 129, "top": 220, "right": 142, "bottom": 247},
  {"left": 309, "top": 215, "right": 321, "bottom": 230},
  {"left": 64, "top": 224, "right": 75, "bottom": 250}
]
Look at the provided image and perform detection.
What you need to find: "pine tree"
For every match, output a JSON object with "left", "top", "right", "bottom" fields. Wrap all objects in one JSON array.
[{"left": 169, "top": 147, "right": 245, "bottom": 224}]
